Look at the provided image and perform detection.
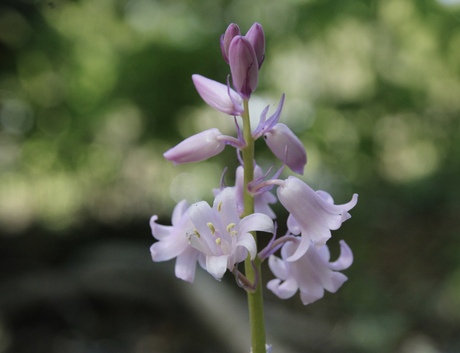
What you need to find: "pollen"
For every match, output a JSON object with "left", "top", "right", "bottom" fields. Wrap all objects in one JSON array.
[
  {"left": 217, "top": 201, "right": 223, "bottom": 212},
  {"left": 226, "top": 223, "right": 236, "bottom": 233},
  {"left": 193, "top": 229, "right": 201, "bottom": 238},
  {"left": 215, "top": 237, "right": 221, "bottom": 245},
  {"left": 207, "top": 222, "right": 216, "bottom": 234}
]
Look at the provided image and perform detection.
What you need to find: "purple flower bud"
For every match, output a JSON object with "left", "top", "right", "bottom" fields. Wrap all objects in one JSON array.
[
  {"left": 264, "top": 123, "right": 307, "bottom": 175},
  {"left": 245, "top": 22, "right": 265, "bottom": 69},
  {"left": 163, "top": 128, "right": 226, "bottom": 164},
  {"left": 220, "top": 23, "right": 241, "bottom": 64},
  {"left": 192, "top": 74, "right": 244, "bottom": 116},
  {"left": 228, "top": 36, "right": 258, "bottom": 100}
]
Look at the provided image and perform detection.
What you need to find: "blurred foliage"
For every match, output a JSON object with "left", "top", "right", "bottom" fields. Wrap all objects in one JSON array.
[{"left": 1, "top": 0, "right": 460, "bottom": 352}]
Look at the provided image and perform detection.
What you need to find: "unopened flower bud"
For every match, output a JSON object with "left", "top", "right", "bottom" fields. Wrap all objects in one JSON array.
[
  {"left": 245, "top": 22, "right": 265, "bottom": 69},
  {"left": 264, "top": 123, "right": 307, "bottom": 175},
  {"left": 192, "top": 74, "right": 244, "bottom": 116},
  {"left": 228, "top": 36, "right": 258, "bottom": 100},
  {"left": 164, "top": 128, "right": 226, "bottom": 164},
  {"left": 220, "top": 23, "right": 241, "bottom": 64}
]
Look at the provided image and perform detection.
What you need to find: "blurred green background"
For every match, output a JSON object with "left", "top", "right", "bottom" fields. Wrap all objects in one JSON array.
[{"left": 1, "top": 0, "right": 460, "bottom": 352}]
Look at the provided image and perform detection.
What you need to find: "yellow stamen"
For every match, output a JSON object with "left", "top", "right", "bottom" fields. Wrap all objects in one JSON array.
[{"left": 207, "top": 222, "right": 216, "bottom": 234}]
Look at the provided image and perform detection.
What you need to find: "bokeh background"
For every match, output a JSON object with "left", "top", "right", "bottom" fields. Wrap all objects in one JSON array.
[{"left": 1, "top": 0, "right": 460, "bottom": 352}]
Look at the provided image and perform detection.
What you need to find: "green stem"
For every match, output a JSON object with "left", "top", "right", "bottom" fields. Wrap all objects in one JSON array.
[{"left": 241, "top": 100, "right": 266, "bottom": 353}]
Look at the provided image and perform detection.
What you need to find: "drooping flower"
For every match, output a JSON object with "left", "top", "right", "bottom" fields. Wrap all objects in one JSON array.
[
  {"left": 252, "top": 94, "right": 306, "bottom": 174},
  {"left": 264, "top": 123, "right": 307, "bottom": 175},
  {"left": 267, "top": 239, "right": 353, "bottom": 305},
  {"left": 192, "top": 74, "right": 244, "bottom": 116},
  {"left": 276, "top": 176, "right": 358, "bottom": 261},
  {"left": 163, "top": 128, "right": 243, "bottom": 165},
  {"left": 150, "top": 200, "right": 202, "bottom": 283},
  {"left": 186, "top": 187, "right": 274, "bottom": 280}
]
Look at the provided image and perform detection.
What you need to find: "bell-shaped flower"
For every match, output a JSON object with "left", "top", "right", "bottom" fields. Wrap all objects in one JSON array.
[
  {"left": 276, "top": 176, "right": 358, "bottom": 261},
  {"left": 220, "top": 23, "right": 241, "bottom": 64},
  {"left": 150, "top": 200, "right": 202, "bottom": 283},
  {"left": 164, "top": 128, "right": 243, "bottom": 165},
  {"left": 187, "top": 187, "right": 274, "bottom": 280},
  {"left": 245, "top": 22, "right": 265, "bottom": 69},
  {"left": 192, "top": 74, "right": 244, "bottom": 116},
  {"left": 228, "top": 36, "right": 259, "bottom": 99},
  {"left": 267, "top": 239, "right": 353, "bottom": 305},
  {"left": 264, "top": 123, "right": 307, "bottom": 175}
]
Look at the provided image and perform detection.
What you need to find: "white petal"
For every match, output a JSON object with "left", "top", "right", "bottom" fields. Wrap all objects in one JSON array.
[
  {"left": 239, "top": 213, "right": 274, "bottom": 235},
  {"left": 299, "top": 287, "right": 324, "bottom": 305},
  {"left": 213, "top": 187, "right": 240, "bottom": 226},
  {"left": 175, "top": 248, "right": 199, "bottom": 283},
  {"left": 236, "top": 232, "right": 257, "bottom": 259},
  {"left": 328, "top": 240, "right": 353, "bottom": 271},
  {"left": 171, "top": 200, "right": 189, "bottom": 225},
  {"left": 326, "top": 272, "right": 348, "bottom": 293},
  {"left": 150, "top": 236, "right": 188, "bottom": 262},
  {"left": 267, "top": 277, "right": 298, "bottom": 299},
  {"left": 206, "top": 255, "right": 229, "bottom": 280},
  {"left": 285, "top": 234, "right": 311, "bottom": 262},
  {"left": 268, "top": 255, "right": 289, "bottom": 280}
]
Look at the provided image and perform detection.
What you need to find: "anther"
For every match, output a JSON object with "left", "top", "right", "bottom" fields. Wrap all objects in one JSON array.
[{"left": 207, "top": 222, "right": 216, "bottom": 234}]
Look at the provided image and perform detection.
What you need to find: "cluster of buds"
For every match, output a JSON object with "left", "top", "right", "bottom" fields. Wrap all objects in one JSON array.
[{"left": 150, "top": 23, "right": 358, "bottom": 306}]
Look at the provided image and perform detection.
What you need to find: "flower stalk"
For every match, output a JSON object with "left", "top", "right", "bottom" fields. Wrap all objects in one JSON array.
[
  {"left": 149, "top": 22, "right": 358, "bottom": 353},
  {"left": 241, "top": 99, "right": 267, "bottom": 353}
]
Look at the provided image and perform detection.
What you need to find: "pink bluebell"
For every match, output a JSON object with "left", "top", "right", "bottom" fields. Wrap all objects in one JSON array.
[
  {"left": 267, "top": 239, "right": 353, "bottom": 305},
  {"left": 276, "top": 176, "right": 358, "bottom": 261}
]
